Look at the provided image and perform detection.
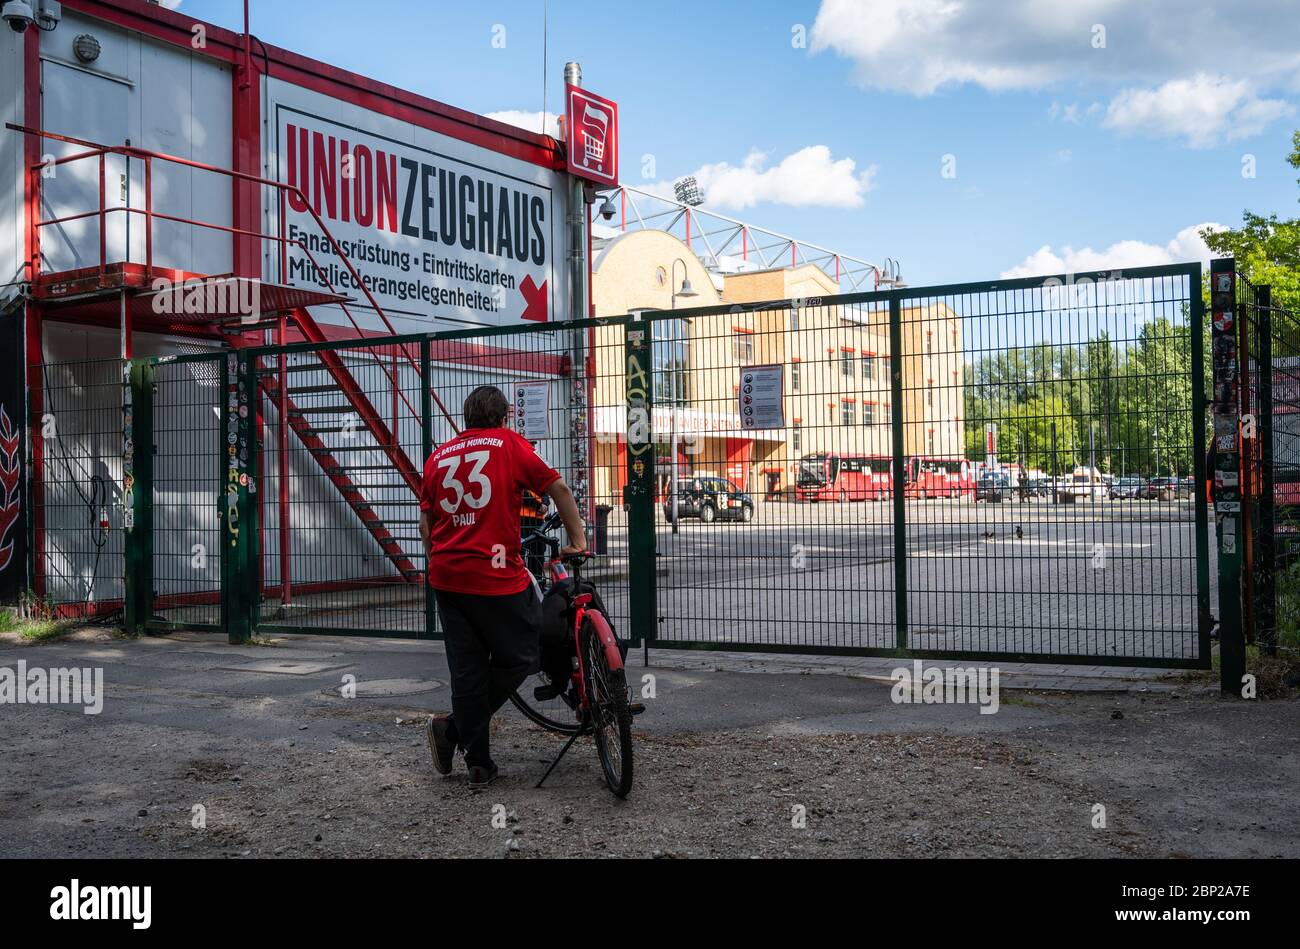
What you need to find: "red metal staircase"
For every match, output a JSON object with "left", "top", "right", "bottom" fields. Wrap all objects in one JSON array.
[{"left": 11, "top": 124, "right": 459, "bottom": 599}]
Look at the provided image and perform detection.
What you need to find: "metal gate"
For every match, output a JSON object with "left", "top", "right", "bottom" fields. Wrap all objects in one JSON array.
[
  {"left": 137, "top": 352, "right": 225, "bottom": 632},
  {"left": 109, "top": 263, "right": 1212, "bottom": 670},
  {"left": 122, "top": 319, "right": 630, "bottom": 642},
  {"left": 1235, "top": 262, "right": 1300, "bottom": 666},
  {"left": 32, "top": 356, "right": 126, "bottom": 619},
  {"left": 626, "top": 263, "right": 1210, "bottom": 668}
]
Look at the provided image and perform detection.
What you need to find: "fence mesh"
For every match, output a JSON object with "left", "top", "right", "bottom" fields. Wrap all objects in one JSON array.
[
  {"left": 1241, "top": 276, "right": 1300, "bottom": 657},
  {"left": 256, "top": 340, "right": 428, "bottom": 636},
  {"left": 642, "top": 303, "right": 897, "bottom": 651},
  {"left": 36, "top": 357, "right": 125, "bottom": 617},
  {"left": 902, "top": 274, "right": 1205, "bottom": 661},
  {"left": 150, "top": 355, "right": 223, "bottom": 629},
  {"left": 31, "top": 267, "right": 1210, "bottom": 667}
]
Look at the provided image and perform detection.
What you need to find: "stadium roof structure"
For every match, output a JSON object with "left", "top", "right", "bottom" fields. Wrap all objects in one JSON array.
[{"left": 596, "top": 184, "right": 891, "bottom": 293}]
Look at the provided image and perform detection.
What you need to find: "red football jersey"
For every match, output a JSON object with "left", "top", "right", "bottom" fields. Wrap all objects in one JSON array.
[{"left": 419, "top": 427, "right": 561, "bottom": 595}]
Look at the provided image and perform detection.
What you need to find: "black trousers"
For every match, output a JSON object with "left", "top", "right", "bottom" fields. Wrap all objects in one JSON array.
[{"left": 434, "top": 586, "right": 541, "bottom": 769}]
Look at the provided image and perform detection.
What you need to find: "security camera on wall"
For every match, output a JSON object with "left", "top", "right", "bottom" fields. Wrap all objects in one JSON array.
[{"left": 3, "top": 0, "right": 61, "bottom": 33}]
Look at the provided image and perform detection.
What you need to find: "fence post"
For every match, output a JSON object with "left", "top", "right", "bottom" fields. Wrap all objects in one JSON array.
[
  {"left": 1255, "top": 285, "right": 1276, "bottom": 654},
  {"left": 1190, "top": 262, "right": 1212, "bottom": 663},
  {"left": 1210, "top": 257, "right": 1245, "bottom": 695},
  {"left": 123, "top": 360, "right": 153, "bottom": 634},
  {"left": 624, "top": 317, "right": 656, "bottom": 646},
  {"left": 889, "top": 292, "right": 908, "bottom": 651},
  {"left": 420, "top": 336, "right": 437, "bottom": 639},
  {"left": 221, "top": 351, "right": 255, "bottom": 644}
]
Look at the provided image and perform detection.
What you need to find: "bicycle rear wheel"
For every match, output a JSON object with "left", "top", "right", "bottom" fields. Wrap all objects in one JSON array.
[
  {"left": 583, "top": 612, "right": 633, "bottom": 798},
  {"left": 510, "top": 670, "right": 581, "bottom": 736}
]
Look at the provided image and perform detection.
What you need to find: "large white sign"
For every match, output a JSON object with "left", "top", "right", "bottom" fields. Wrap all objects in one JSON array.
[{"left": 266, "top": 79, "right": 569, "bottom": 333}]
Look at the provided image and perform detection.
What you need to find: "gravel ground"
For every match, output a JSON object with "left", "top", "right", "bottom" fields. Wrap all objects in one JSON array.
[{"left": 2, "top": 629, "right": 1297, "bottom": 858}]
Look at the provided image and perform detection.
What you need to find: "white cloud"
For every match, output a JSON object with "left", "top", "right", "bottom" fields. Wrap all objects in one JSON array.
[
  {"left": 659, "top": 146, "right": 877, "bottom": 211},
  {"left": 484, "top": 110, "right": 561, "bottom": 138},
  {"left": 158, "top": 0, "right": 183, "bottom": 8},
  {"left": 1103, "top": 74, "right": 1295, "bottom": 148},
  {"left": 811, "top": 0, "right": 1300, "bottom": 97},
  {"left": 1001, "top": 223, "right": 1227, "bottom": 278}
]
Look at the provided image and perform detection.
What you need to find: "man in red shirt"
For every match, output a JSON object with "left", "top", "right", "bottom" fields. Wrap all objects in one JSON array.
[{"left": 419, "top": 385, "right": 586, "bottom": 788}]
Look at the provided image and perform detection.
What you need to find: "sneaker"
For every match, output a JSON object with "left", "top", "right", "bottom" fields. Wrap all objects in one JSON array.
[
  {"left": 426, "top": 716, "right": 455, "bottom": 775},
  {"left": 466, "top": 763, "right": 499, "bottom": 789}
]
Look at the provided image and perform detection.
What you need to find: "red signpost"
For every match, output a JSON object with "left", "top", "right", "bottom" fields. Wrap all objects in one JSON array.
[{"left": 565, "top": 84, "right": 619, "bottom": 187}]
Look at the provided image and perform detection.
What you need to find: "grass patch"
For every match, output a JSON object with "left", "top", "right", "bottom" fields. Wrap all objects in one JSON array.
[
  {"left": 1181, "top": 643, "right": 1300, "bottom": 698},
  {"left": 0, "top": 609, "right": 77, "bottom": 643}
]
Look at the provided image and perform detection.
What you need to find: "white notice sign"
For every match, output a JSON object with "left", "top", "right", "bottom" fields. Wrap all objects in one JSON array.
[
  {"left": 513, "top": 381, "right": 551, "bottom": 440},
  {"left": 739, "top": 365, "right": 784, "bottom": 431}
]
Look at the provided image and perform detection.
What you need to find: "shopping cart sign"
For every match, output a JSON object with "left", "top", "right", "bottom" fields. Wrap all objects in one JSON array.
[{"left": 565, "top": 84, "right": 619, "bottom": 187}]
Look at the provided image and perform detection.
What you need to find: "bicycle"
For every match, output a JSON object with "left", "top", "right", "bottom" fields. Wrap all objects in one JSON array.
[{"left": 511, "top": 512, "right": 635, "bottom": 798}]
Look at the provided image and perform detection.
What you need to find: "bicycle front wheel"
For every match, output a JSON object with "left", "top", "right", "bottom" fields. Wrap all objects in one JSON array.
[{"left": 583, "top": 612, "right": 634, "bottom": 798}]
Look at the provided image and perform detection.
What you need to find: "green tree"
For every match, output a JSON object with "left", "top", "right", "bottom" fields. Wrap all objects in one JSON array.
[{"left": 1202, "top": 129, "right": 1300, "bottom": 313}]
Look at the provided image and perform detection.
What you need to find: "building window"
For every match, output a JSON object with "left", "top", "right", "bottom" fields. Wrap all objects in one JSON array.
[
  {"left": 841, "top": 401, "right": 856, "bottom": 426},
  {"left": 840, "top": 350, "right": 854, "bottom": 377},
  {"left": 863, "top": 403, "right": 875, "bottom": 426},
  {"left": 652, "top": 319, "right": 689, "bottom": 405},
  {"left": 792, "top": 422, "right": 802, "bottom": 452},
  {"left": 883, "top": 403, "right": 891, "bottom": 424},
  {"left": 927, "top": 383, "right": 934, "bottom": 408},
  {"left": 791, "top": 362, "right": 801, "bottom": 391},
  {"left": 862, "top": 355, "right": 875, "bottom": 381},
  {"left": 733, "top": 331, "right": 754, "bottom": 364},
  {"left": 790, "top": 309, "right": 800, "bottom": 332},
  {"left": 926, "top": 334, "right": 934, "bottom": 356},
  {"left": 928, "top": 430, "right": 936, "bottom": 454}
]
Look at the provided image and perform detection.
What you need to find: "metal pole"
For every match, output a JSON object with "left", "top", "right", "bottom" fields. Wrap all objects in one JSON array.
[
  {"left": 564, "top": 62, "right": 592, "bottom": 530},
  {"left": 1050, "top": 421, "right": 1058, "bottom": 503},
  {"left": 889, "top": 291, "right": 907, "bottom": 650},
  {"left": 670, "top": 315, "right": 679, "bottom": 534},
  {"left": 278, "top": 314, "right": 290, "bottom": 608},
  {"left": 1257, "top": 285, "right": 1277, "bottom": 654}
]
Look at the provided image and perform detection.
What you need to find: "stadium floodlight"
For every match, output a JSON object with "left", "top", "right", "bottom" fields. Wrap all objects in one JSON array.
[{"left": 673, "top": 176, "right": 705, "bottom": 207}]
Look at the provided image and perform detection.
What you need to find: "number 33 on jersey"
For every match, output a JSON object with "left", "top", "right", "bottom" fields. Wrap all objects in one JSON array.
[{"left": 419, "top": 427, "right": 562, "bottom": 595}]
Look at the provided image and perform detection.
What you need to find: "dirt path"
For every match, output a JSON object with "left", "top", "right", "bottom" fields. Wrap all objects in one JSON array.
[{"left": 3, "top": 669, "right": 1297, "bottom": 858}]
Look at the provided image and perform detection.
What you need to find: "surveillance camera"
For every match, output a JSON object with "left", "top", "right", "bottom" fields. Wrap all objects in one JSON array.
[
  {"left": 599, "top": 197, "right": 616, "bottom": 222},
  {"left": 3, "top": 0, "right": 35, "bottom": 32}
]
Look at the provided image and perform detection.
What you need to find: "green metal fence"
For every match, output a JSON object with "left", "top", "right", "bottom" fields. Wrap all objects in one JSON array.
[
  {"left": 1234, "top": 260, "right": 1300, "bottom": 678},
  {"left": 109, "top": 263, "right": 1212, "bottom": 670},
  {"left": 629, "top": 263, "right": 1210, "bottom": 668}
]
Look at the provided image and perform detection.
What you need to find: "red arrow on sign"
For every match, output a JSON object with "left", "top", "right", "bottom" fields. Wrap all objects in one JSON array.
[{"left": 520, "top": 275, "right": 549, "bottom": 322}]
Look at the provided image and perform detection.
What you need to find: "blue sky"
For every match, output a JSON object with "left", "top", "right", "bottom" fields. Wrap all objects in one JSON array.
[{"left": 176, "top": 0, "right": 1300, "bottom": 287}]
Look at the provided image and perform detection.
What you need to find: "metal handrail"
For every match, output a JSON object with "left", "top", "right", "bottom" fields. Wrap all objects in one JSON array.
[{"left": 8, "top": 122, "right": 459, "bottom": 435}]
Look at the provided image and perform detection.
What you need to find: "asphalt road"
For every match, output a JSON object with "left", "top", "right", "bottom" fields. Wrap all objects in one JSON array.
[
  {"left": 600, "top": 496, "right": 1210, "bottom": 662},
  {"left": 233, "top": 496, "right": 1212, "bottom": 665}
]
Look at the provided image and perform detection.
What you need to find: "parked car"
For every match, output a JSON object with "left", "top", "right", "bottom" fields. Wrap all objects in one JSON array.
[
  {"left": 663, "top": 477, "right": 754, "bottom": 524},
  {"left": 975, "top": 473, "right": 1012, "bottom": 503},
  {"left": 1142, "top": 476, "right": 1191, "bottom": 501},
  {"left": 1109, "top": 476, "right": 1146, "bottom": 500},
  {"left": 1024, "top": 477, "right": 1052, "bottom": 498}
]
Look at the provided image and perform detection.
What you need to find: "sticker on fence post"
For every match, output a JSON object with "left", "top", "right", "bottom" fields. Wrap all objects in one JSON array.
[
  {"left": 738, "top": 365, "right": 784, "bottom": 431},
  {"left": 513, "top": 381, "right": 551, "bottom": 440}
]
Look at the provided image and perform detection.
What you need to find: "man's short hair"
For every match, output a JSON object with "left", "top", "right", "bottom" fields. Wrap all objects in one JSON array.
[{"left": 464, "top": 385, "right": 509, "bottom": 429}]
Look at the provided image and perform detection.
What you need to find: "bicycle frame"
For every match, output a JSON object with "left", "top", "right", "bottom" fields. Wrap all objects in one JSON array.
[{"left": 542, "top": 556, "right": 624, "bottom": 716}]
